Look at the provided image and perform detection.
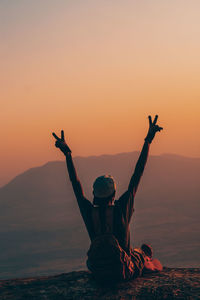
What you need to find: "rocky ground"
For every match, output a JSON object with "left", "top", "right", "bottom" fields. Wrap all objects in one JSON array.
[{"left": 0, "top": 268, "right": 200, "bottom": 299}]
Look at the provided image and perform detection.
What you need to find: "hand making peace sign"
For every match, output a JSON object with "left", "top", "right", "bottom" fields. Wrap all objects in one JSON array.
[
  {"left": 52, "top": 130, "right": 71, "bottom": 155},
  {"left": 145, "top": 115, "right": 163, "bottom": 143}
]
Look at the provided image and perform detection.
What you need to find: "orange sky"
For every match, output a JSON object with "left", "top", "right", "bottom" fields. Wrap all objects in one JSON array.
[{"left": 0, "top": 0, "right": 200, "bottom": 186}]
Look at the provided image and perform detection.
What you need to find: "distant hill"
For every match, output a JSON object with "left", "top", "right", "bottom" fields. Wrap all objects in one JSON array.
[{"left": 0, "top": 152, "right": 199, "bottom": 279}]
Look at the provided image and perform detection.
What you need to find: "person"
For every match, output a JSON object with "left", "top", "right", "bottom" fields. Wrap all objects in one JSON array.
[{"left": 52, "top": 115, "right": 163, "bottom": 281}]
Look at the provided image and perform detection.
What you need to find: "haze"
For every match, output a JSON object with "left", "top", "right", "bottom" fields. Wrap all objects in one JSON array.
[{"left": 1, "top": 0, "right": 200, "bottom": 186}]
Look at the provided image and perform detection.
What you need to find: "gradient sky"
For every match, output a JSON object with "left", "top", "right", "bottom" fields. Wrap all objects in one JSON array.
[{"left": 1, "top": 0, "right": 200, "bottom": 186}]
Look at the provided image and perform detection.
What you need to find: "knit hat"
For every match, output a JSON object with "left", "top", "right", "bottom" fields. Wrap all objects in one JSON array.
[{"left": 93, "top": 175, "right": 116, "bottom": 198}]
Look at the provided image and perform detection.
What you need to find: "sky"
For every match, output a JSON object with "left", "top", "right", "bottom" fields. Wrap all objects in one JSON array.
[{"left": 0, "top": 0, "right": 200, "bottom": 187}]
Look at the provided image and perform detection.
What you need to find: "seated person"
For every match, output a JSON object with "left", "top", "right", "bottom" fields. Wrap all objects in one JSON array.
[{"left": 52, "top": 115, "right": 163, "bottom": 281}]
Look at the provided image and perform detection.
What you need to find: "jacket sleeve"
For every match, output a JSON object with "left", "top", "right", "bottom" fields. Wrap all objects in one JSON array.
[
  {"left": 65, "top": 153, "right": 92, "bottom": 216},
  {"left": 117, "top": 140, "right": 150, "bottom": 222}
]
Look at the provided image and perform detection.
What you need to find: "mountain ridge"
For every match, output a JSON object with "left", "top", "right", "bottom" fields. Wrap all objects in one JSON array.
[
  {"left": 1, "top": 151, "right": 199, "bottom": 190},
  {"left": 0, "top": 152, "right": 199, "bottom": 279}
]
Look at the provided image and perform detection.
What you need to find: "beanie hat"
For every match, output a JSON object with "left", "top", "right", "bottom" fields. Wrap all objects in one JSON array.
[{"left": 93, "top": 175, "right": 116, "bottom": 198}]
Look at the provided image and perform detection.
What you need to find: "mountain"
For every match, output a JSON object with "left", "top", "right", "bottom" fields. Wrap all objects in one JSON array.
[{"left": 0, "top": 152, "right": 199, "bottom": 279}]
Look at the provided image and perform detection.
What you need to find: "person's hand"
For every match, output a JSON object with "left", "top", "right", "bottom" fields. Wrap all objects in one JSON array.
[
  {"left": 145, "top": 115, "right": 163, "bottom": 143},
  {"left": 52, "top": 130, "right": 71, "bottom": 155}
]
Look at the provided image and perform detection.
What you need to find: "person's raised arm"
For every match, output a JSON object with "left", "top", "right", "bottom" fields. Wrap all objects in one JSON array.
[
  {"left": 52, "top": 130, "right": 92, "bottom": 212},
  {"left": 129, "top": 115, "right": 163, "bottom": 195},
  {"left": 117, "top": 115, "right": 163, "bottom": 220}
]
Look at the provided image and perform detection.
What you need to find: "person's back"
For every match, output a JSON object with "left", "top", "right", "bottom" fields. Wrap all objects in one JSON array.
[
  {"left": 74, "top": 179, "right": 138, "bottom": 256},
  {"left": 87, "top": 205, "right": 136, "bottom": 282},
  {"left": 52, "top": 115, "right": 163, "bottom": 281}
]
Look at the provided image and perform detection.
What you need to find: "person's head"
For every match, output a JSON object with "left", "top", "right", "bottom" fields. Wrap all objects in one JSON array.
[
  {"left": 93, "top": 175, "right": 116, "bottom": 206},
  {"left": 141, "top": 244, "right": 153, "bottom": 258}
]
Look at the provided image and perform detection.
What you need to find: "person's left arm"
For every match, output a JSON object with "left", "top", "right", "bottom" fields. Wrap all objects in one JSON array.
[
  {"left": 129, "top": 115, "right": 163, "bottom": 196},
  {"left": 118, "top": 115, "right": 163, "bottom": 221}
]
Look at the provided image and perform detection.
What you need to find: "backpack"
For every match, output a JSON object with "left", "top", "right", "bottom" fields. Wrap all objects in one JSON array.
[{"left": 87, "top": 206, "right": 135, "bottom": 282}]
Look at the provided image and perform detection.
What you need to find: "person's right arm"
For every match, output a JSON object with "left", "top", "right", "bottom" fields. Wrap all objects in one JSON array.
[{"left": 52, "top": 130, "right": 92, "bottom": 214}]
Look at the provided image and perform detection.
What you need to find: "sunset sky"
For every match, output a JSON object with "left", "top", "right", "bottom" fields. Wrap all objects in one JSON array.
[{"left": 1, "top": 0, "right": 200, "bottom": 186}]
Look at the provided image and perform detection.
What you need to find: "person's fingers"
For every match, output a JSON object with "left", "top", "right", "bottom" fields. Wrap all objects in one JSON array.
[
  {"left": 52, "top": 132, "right": 60, "bottom": 140},
  {"left": 153, "top": 115, "right": 158, "bottom": 125},
  {"left": 61, "top": 130, "right": 65, "bottom": 141},
  {"left": 155, "top": 125, "right": 163, "bottom": 132},
  {"left": 148, "top": 115, "right": 152, "bottom": 126},
  {"left": 55, "top": 141, "right": 59, "bottom": 148}
]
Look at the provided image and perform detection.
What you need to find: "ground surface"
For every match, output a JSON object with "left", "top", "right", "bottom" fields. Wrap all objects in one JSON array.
[{"left": 0, "top": 268, "right": 200, "bottom": 299}]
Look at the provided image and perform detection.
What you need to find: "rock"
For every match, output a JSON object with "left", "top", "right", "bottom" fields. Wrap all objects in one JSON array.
[{"left": 0, "top": 268, "right": 200, "bottom": 299}]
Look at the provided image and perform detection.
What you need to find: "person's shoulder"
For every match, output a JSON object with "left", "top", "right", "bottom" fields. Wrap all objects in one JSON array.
[
  {"left": 113, "top": 200, "right": 121, "bottom": 213},
  {"left": 114, "top": 199, "right": 119, "bottom": 205},
  {"left": 113, "top": 198, "right": 124, "bottom": 207},
  {"left": 115, "top": 190, "right": 134, "bottom": 206},
  {"left": 118, "top": 190, "right": 131, "bottom": 201},
  {"left": 82, "top": 197, "right": 93, "bottom": 208}
]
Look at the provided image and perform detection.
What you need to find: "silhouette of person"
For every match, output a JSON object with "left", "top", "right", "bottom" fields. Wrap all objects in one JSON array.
[{"left": 52, "top": 115, "right": 163, "bottom": 279}]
